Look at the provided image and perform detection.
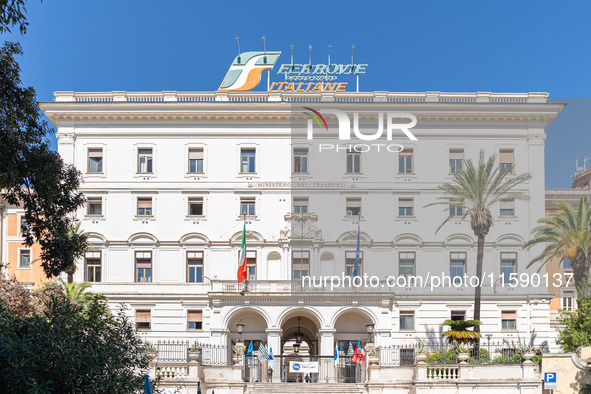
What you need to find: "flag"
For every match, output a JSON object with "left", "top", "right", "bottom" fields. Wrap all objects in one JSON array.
[
  {"left": 257, "top": 342, "right": 269, "bottom": 365},
  {"left": 247, "top": 340, "right": 253, "bottom": 356},
  {"left": 268, "top": 347, "right": 275, "bottom": 368},
  {"left": 237, "top": 222, "right": 248, "bottom": 282},
  {"left": 197, "top": 381, "right": 201, "bottom": 394},
  {"left": 351, "top": 344, "right": 365, "bottom": 365},
  {"left": 334, "top": 345, "right": 339, "bottom": 364},
  {"left": 144, "top": 375, "right": 152, "bottom": 394},
  {"left": 353, "top": 220, "right": 361, "bottom": 277},
  {"left": 347, "top": 342, "right": 354, "bottom": 356}
]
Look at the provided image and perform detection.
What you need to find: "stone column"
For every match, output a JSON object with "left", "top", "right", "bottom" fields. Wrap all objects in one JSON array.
[
  {"left": 318, "top": 328, "right": 336, "bottom": 383},
  {"left": 266, "top": 328, "right": 282, "bottom": 382}
]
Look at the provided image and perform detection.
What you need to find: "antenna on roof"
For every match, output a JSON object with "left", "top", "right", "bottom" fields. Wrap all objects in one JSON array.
[
  {"left": 328, "top": 44, "right": 332, "bottom": 65},
  {"left": 309, "top": 44, "right": 312, "bottom": 65},
  {"left": 235, "top": 37, "right": 241, "bottom": 63},
  {"left": 290, "top": 44, "right": 294, "bottom": 65},
  {"left": 263, "top": 36, "right": 269, "bottom": 90},
  {"left": 352, "top": 44, "right": 359, "bottom": 92}
]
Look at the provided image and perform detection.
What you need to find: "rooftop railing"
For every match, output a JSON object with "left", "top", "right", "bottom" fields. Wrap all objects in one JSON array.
[{"left": 53, "top": 91, "right": 549, "bottom": 104}]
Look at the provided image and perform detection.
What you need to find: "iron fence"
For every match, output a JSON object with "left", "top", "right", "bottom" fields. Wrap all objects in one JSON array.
[
  {"left": 155, "top": 340, "right": 230, "bottom": 366},
  {"left": 378, "top": 341, "right": 537, "bottom": 366}
]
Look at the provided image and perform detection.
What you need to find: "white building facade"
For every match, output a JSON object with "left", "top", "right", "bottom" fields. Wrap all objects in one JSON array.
[{"left": 41, "top": 90, "right": 563, "bottom": 364}]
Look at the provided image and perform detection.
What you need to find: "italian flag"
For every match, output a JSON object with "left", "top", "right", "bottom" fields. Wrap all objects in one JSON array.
[{"left": 237, "top": 223, "right": 248, "bottom": 283}]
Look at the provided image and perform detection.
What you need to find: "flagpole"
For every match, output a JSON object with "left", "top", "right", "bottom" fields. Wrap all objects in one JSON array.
[{"left": 242, "top": 214, "right": 247, "bottom": 295}]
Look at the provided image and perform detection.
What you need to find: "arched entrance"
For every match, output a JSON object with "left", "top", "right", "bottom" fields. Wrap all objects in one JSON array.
[
  {"left": 334, "top": 309, "right": 375, "bottom": 383},
  {"left": 281, "top": 315, "right": 319, "bottom": 356},
  {"left": 227, "top": 308, "right": 269, "bottom": 349}
]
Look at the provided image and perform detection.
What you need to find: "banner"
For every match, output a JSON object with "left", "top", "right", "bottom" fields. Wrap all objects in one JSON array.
[{"left": 289, "top": 361, "right": 318, "bottom": 373}]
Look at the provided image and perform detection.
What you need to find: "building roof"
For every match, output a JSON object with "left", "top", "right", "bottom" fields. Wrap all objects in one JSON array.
[{"left": 545, "top": 188, "right": 591, "bottom": 211}]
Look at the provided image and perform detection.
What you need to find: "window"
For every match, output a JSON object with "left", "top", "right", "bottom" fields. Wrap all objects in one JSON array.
[
  {"left": 135, "top": 251, "right": 152, "bottom": 283},
  {"left": 501, "top": 311, "right": 516, "bottom": 331},
  {"left": 451, "top": 311, "right": 465, "bottom": 321},
  {"left": 136, "top": 310, "right": 151, "bottom": 329},
  {"left": 562, "top": 291, "right": 575, "bottom": 312},
  {"left": 137, "top": 197, "right": 153, "bottom": 216},
  {"left": 240, "top": 149, "right": 256, "bottom": 173},
  {"left": 449, "top": 205, "right": 463, "bottom": 217},
  {"left": 188, "top": 148, "right": 204, "bottom": 174},
  {"left": 85, "top": 251, "right": 101, "bottom": 282},
  {"left": 19, "top": 250, "right": 31, "bottom": 268},
  {"left": 399, "top": 149, "right": 413, "bottom": 174},
  {"left": 449, "top": 149, "right": 463, "bottom": 174},
  {"left": 293, "top": 149, "right": 308, "bottom": 173},
  {"left": 399, "top": 252, "right": 415, "bottom": 279},
  {"left": 187, "top": 310, "right": 203, "bottom": 330},
  {"left": 346, "top": 150, "right": 361, "bottom": 174},
  {"left": 346, "top": 197, "right": 361, "bottom": 216},
  {"left": 400, "top": 311, "right": 414, "bottom": 330},
  {"left": 88, "top": 148, "right": 103, "bottom": 173},
  {"left": 562, "top": 258, "right": 572, "bottom": 270},
  {"left": 138, "top": 148, "right": 153, "bottom": 173},
  {"left": 87, "top": 197, "right": 103, "bottom": 216},
  {"left": 500, "top": 199, "right": 515, "bottom": 216},
  {"left": 450, "top": 252, "right": 466, "bottom": 279},
  {"left": 246, "top": 252, "right": 256, "bottom": 280},
  {"left": 501, "top": 252, "right": 516, "bottom": 280},
  {"left": 499, "top": 149, "right": 514, "bottom": 173},
  {"left": 398, "top": 198, "right": 414, "bottom": 217},
  {"left": 187, "top": 251, "right": 204, "bottom": 283},
  {"left": 188, "top": 197, "right": 204, "bottom": 216},
  {"left": 345, "top": 251, "right": 362, "bottom": 277},
  {"left": 292, "top": 251, "right": 310, "bottom": 280},
  {"left": 240, "top": 197, "right": 256, "bottom": 216},
  {"left": 293, "top": 197, "right": 308, "bottom": 214},
  {"left": 20, "top": 216, "right": 28, "bottom": 234}
]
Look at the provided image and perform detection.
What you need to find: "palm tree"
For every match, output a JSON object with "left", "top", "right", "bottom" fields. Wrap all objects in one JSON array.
[
  {"left": 427, "top": 150, "right": 532, "bottom": 351},
  {"left": 524, "top": 196, "right": 591, "bottom": 298},
  {"left": 442, "top": 319, "right": 481, "bottom": 345},
  {"left": 58, "top": 277, "right": 92, "bottom": 303}
]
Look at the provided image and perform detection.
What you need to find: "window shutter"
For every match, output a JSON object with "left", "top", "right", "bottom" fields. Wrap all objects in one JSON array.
[
  {"left": 138, "top": 198, "right": 152, "bottom": 208},
  {"left": 502, "top": 311, "right": 516, "bottom": 320},
  {"left": 88, "top": 148, "right": 103, "bottom": 158},
  {"left": 449, "top": 149, "right": 463, "bottom": 160},
  {"left": 400, "top": 149, "right": 413, "bottom": 157},
  {"left": 499, "top": 149, "right": 514, "bottom": 163},
  {"left": 347, "top": 198, "right": 361, "bottom": 208},
  {"left": 399, "top": 198, "right": 413, "bottom": 208},
  {"left": 187, "top": 251, "right": 203, "bottom": 259},
  {"left": 500, "top": 200, "right": 514, "bottom": 210},
  {"left": 136, "top": 310, "right": 151, "bottom": 322},
  {"left": 346, "top": 251, "right": 363, "bottom": 259},
  {"left": 451, "top": 252, "right": 466, "bottom": 261},
  {"left": 189, "top": 148, "right": 203, "bottom": 160},
  {"left": 187, "top": 310, "right": 202, "bottom": 322}
]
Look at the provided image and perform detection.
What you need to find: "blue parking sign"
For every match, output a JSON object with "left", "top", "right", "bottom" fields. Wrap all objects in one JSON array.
[{"left": 545, "top": 372, "right": 556, "bottom": 383}]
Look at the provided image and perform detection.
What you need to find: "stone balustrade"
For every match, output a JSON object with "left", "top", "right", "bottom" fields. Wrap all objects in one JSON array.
[{"left": 53, "top": 90, "right": 549, "bottom": 104}]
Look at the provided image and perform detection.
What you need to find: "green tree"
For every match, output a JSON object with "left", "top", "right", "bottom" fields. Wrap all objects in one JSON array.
[
  {"left": 0, "top": 42, "right": 87, "bottom": 279},
  {"left": 57, "top": 278, "right": 92, "bottom": 303},
  {"left": 0, "top": 281, "right": 156, "bottom": 393},
  {"left": 524, "top": 196, "right": 591, "bottom": 298},
  {"left": 442, "top": 319, "right": 481, "bottom": 345},
  {"left": 427, "top": 150, "right": 531, "bottom": 352},
  {"left": 556, "top": 298, "right": 591, "bottom": 353},
  {"left": 0, "top": 0, "right": 33, "bottom": 34}
]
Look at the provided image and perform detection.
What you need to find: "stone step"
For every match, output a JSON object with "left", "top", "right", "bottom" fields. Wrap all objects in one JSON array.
[{"left": 246, "top": 382, "right": 366, "bottom": 394}]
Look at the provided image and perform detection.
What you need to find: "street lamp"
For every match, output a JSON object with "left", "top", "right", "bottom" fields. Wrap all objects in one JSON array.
[
  {"left": 485, "top": 334, "right": 492, "bottom": 349},
  {"left": 293, "top": 342, "right": 300, "bottom": 354},
  {"left": 236, "top": 319, "right": 245, "bottom": 343},
  {"left": 294, "top": 316, "right": 304, "bottom": 343}
]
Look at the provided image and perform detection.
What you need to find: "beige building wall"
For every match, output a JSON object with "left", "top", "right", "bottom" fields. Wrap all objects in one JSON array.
[{"left": 1, "top": 203, "right": 49, "bottom": 289}]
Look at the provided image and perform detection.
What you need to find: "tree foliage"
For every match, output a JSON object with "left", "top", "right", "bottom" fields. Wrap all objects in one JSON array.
[
  {"left": 557, "top": 298, "right": 591, "bottom": 353},
  {"left": 524, "top": 196, "right": 591, "bottom": 297},
  {"left": 0, "top": 280, "right": 155, "bottom": 393},
  {"left": 427, "top": 150, "right": 531, "bottom": 353},
  {"left": 442, "top": 319, "right": 481, "bottom": 345},
  {"left": 0, "top": 41, "right": 87, "bottom": 278},
  {"left": 0, "top": 0, "right": 33, "bottom": 34}
]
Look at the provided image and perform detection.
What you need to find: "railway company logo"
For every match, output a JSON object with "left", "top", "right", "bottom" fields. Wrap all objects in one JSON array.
[
  {"left": 303, "top": 107, "right": 329, "bottom": 131},
  {"left": 219, "top": 51, "right": 281, "bottom": 91}
]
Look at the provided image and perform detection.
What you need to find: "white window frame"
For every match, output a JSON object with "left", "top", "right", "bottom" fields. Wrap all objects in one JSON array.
[
  {"left": 134, "top": 144, "right": 156, "bottom": 177},
  {"left": 185, "top": 144, "right": 207, "bottom": 177},
  {"left": 17, "top": 247, "right": 32, "bottom": 270}
]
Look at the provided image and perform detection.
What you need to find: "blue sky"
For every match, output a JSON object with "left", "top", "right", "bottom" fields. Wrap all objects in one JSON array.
[{"left": 4, "top": 0, "right": 590, "bottom": 188}]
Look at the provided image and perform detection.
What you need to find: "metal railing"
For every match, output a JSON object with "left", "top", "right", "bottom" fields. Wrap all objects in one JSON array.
[
  {"left": 378, "top": 341, "right": 534, "bottom": 366},
  {"left": 155, "top": 340, "right": 230, "bottom": 366}
]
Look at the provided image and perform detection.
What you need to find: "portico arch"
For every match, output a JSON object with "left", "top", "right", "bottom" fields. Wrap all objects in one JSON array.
[
  {"left": 225, "top": 307, "right": 270, "bottom": 347},
  {"left": 278, "top": 308, "right": 323, "bottom": 356},
  {"left": 332, "top": 308, "right": 377, "bottom": 351}
]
